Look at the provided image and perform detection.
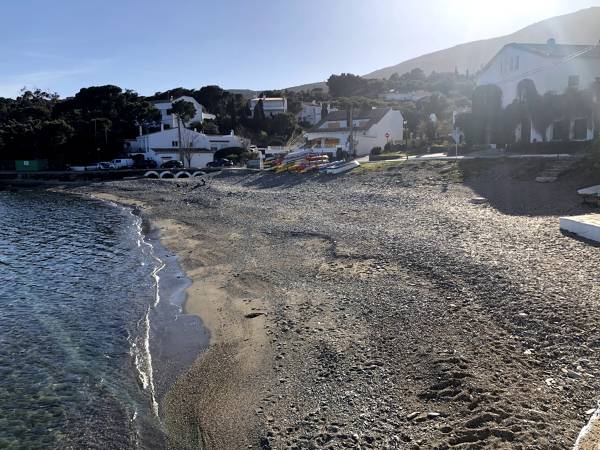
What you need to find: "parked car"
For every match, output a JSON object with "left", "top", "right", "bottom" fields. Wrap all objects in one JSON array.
[
  {"left": 207, "top": 158, "right": 234, "bottom": 168},
  {"left": 98, "top": 162, "right": 116, "bottom": 170},
  {"left": 160, "top": 160, "right": 184, "bottom": 169},
  {"left": 111, "top": 158, "right": 134, "bottom": 169},
  {"left": 133, "top": 159, "right": 157, "bottom": 169}
]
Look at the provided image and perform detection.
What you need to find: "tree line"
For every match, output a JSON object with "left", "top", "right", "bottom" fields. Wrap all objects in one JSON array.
[{"left": 0, "top": 68, "right": 476, "bottom": 168}]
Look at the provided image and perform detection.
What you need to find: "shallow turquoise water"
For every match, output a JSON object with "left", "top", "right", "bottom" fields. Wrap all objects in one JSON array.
[{"left": 0, "top": 191, "right": 166, "bottom": 449}]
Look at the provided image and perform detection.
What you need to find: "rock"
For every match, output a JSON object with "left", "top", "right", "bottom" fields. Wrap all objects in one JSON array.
[
  {"left": 427, "top": 412, "right": 441, "bottom": 419},
  {"left": 245, "top": 312, "right": 266, "bottom": 319},
  {"left": 523, "top": 349, "right": 533, "bottom": 355},
  {"left": 406, "top": 412, "right": 420, "bottom": 420},
  {"left": 470, "top": 197, "right": 487, "bottom": 205}
]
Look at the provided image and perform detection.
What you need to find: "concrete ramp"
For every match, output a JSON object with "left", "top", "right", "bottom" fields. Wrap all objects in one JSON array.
[
  {"left": 578, "top": 185, "right": 600, "bottom": 206},
  {"left": 560, "top": 214, "right": 600, "bottom": 243}
]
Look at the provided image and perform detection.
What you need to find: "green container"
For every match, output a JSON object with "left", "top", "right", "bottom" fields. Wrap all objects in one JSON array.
[{"left": 15, "top": 159, "right": 48, "bottom": 172}]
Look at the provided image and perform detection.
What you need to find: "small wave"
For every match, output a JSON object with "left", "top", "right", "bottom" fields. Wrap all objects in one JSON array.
[
  {"left": 130, "top": 210, "right": 164, "bottom": 416},
  {"left": 92, "top": 198, "right": 165, "bottom": 418}
]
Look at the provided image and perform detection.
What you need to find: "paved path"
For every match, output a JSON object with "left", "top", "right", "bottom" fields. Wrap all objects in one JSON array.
[{"left": 364, "top": 152, "right": 580, "bottom": 163}]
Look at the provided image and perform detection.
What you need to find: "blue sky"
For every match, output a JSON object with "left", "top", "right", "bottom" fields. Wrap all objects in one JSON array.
[{"left": 1, "top": 0, "right": 598, "bottom": 98}]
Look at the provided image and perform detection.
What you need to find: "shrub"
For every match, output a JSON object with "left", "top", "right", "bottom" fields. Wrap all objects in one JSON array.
[{"left": 371, "top": 146, "right": 382, "bottom": 155}]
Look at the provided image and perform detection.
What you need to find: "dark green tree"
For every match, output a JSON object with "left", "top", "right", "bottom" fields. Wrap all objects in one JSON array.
[
  {"left": 327, "top": 73, "right": 368, "bottom": 98},
  {"left": 253, "top": 99, "right": 266, "bottom": 121}
]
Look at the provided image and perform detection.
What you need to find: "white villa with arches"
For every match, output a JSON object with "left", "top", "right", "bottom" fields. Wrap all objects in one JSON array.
[{"left": 476, "top": 39, "right": 600, "bottom": 142}]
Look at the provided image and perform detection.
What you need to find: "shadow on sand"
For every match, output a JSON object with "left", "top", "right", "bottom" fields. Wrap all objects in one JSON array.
[{"left": 458, "top": 158, "right": 600, "bottom": 217}]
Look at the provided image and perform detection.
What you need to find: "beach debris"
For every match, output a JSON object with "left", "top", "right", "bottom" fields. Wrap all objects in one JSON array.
[
  {"left": 470, "top": 197, "right": 487, "bottom": 205},
  {"left": 190, "top": 180, "right": 206, "bottom": 190},
  {"left": 245, "top": 312, "right": 266, "bottom": 319}
]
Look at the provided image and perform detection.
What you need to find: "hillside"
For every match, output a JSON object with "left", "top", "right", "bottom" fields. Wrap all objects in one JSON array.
[{"left": 364, "top": 7, "right": 600, "bottom": 80}]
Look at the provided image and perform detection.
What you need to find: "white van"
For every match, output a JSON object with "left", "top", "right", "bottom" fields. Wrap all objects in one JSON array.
[{"left": 111, "top": 158, "right": 134, "bottom": 169}]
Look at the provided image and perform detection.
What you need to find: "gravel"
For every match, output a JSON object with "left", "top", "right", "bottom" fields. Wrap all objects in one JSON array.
[{"left": 77, "top": 160, "right": 600, "bottom": 449}]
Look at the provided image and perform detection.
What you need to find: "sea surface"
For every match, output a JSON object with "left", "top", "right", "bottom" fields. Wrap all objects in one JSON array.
[{"left": 0, "top": 190, "right": 208, "bottom": 449}]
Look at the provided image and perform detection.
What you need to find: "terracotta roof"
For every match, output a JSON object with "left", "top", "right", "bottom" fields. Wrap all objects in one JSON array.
[{"left": 309, "top": 108, "right": 391, "bottom": 133}]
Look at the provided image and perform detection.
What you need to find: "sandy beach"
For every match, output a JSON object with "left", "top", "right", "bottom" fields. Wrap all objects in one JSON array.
[{"left": 78, "top": 159, "right": 600, "bottom": 449}]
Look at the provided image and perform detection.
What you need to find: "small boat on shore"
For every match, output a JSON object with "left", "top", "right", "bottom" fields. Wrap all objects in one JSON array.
[{"left": 321, "top": 159, "right": 360, "bottom": 174}]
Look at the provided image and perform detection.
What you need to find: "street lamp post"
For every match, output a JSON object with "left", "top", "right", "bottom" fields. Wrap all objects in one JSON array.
[{"left": 403, "top": 120, "right": 408, "bottom": 160}]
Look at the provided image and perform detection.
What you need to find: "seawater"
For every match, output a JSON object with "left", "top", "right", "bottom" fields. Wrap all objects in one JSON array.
[{"left": 0, "top": 190, "right": 207, "bottom": 449}]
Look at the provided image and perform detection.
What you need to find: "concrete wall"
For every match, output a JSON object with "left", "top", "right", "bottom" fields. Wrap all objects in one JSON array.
[
  {"left": 130, "top": 128, "right": 244, "bottom": 153},
  {"left": 152, "top": 150, "right": 215, "bottom": 168},
  {"left": 367, "top": 109, "right": 405, "bottom": 146}
]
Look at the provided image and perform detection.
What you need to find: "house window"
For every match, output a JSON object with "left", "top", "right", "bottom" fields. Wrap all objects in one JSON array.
[
  {"left": 573, "top": 118, "right": 588, "bottom": 140},
  {"left": 172, "top": 140, "right": 179, "bottom": 147},
  {"left": 568, "top": 75, "right": 580, "bottom": 89}
]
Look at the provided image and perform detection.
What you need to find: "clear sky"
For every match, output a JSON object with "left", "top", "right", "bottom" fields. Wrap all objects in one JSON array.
[{"left": 1, "top": 0, "right": 598, "bottom": 98}]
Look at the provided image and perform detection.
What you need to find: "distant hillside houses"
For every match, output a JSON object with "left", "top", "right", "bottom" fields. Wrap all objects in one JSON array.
[
  {"left": 382, "top": 90, "right": 431, "bottom": 102},
  {"left": 296, "top": 101, "right": 337, "bottom": 125},
  {"left": 153, "top": 96, "right": 216, "bottom": 129},
  {"left": 304, "top": 108, "right": 404, "bottom": 157},
  {"left": 248, "top": 97, "right": 287, "bottom": 117}
]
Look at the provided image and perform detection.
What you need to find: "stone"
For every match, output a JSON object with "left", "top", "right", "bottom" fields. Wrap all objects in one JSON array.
[{"left": 470, "top": 197, "right": 487, "bottom": 205}]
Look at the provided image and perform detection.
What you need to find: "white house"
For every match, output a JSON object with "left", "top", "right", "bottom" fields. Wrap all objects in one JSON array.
[
  {"left": 248, "top": 97, "right": 287, "bottom": 117},
  {"left": 382, "top": 90, "right": 431, "bottom": 102},
  {"left": 125, "top": 128, "right": 245, "bottom": 168},
  {"left": 296, "top": 102, "right": 337, "bottom": 125},
  {"left": 152, "top": 96, "right": 216, "bottom": 129},
  {"left": 476, "top": 39, "right": 600, "bottom": 142},
  {"left": 478, "top": 40, "right": 600, "bottom": 107},
  {"left": 304, "top": 108, "right": 404, "bottom": 157}
]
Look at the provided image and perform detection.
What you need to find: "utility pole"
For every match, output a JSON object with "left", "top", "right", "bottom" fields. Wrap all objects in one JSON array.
[
  {"left": 177, "top": 113, "right": 183, "bottom": 165},
  {"left": 348, "top": 105, "right": 355, "bottom": 160}
]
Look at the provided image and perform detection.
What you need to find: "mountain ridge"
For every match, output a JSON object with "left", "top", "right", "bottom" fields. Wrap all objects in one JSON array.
[
  {"left": 364, "top": 7, "right": 600, "bottom": 80},
  {"left": 280, "top": 7, "right": 600, "bottom": 93}
]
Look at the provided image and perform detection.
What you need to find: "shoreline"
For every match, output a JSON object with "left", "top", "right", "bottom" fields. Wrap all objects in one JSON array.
[{"left": 90, "top": 192, "right": 269, "bottom": 449}]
